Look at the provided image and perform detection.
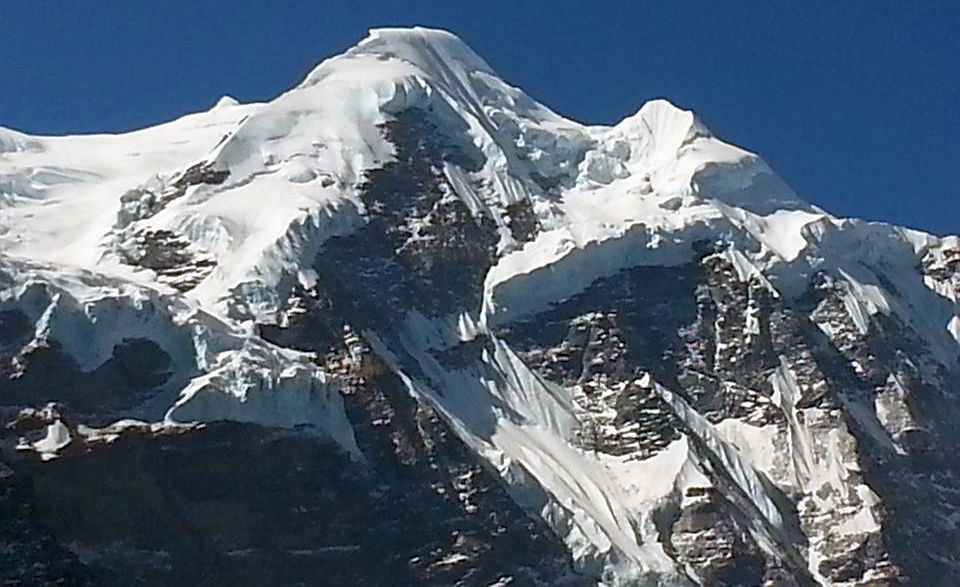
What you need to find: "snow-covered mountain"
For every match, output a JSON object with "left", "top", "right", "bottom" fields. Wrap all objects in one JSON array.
[{"left": 2, "top": 27, "right": 958, "bottom": 586}]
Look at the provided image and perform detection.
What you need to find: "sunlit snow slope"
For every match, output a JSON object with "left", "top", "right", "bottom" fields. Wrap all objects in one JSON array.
[{"left": 2, "top": 27, "right": 959, "bottom": 586}]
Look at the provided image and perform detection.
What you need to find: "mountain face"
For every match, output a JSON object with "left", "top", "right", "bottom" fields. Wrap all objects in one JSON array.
[{"left": 1, "top": 26, "right": 958, "bottom": 586}]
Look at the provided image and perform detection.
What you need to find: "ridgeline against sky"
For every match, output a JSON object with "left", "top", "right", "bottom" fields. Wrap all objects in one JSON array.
[{"left": 2, "top": 2, "right": 957, "bottom": 234}]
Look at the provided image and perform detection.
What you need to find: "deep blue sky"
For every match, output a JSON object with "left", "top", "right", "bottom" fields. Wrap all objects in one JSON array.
[{"left": 2, "top": 2, "right": 957, "bottom": 234}]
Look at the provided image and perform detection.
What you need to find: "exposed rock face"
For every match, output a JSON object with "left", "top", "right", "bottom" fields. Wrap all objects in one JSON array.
[
  {"left": 485, "top": 229, "right": 958, "bottom": 584},
  {"left": 1, "top": 400, "right": 581, "bottom": 586},
  {"left": 0, "top": 460, "right": 96, "bottom": 586},
  {"left": 1, "top": 310, "right": 172, "bottom": 418},
  {"left": 0, "top": 109, "right": 585, "bottom": 587},
  {"left": 115, "top": 162, "right": 230, "bottom": 229},
  {"left": 1, "top": 26, "right": 958, "bottom": 587},
  {"left": 316, "top": 109, "right": 498, "bottom": 319},
  {"left": 111, "top": 161, "right": 228, "bottom": 289},
  {"left": 116, "top": 228, "right": 217, "bottom": 292}
]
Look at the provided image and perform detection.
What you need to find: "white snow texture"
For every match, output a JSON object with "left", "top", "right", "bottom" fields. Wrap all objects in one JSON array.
[{"left": 1, "top": 26, "right": 957, "bottom": 586}]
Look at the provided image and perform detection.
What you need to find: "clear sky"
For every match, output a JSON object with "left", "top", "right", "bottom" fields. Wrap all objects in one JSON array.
[{"left": 2, "top": 2, "right": 957, "bottom": 234}]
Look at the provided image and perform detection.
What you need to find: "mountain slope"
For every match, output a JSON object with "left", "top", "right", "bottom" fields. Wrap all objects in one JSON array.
[{"left": 1, "top": 27, "right": 958, "bottom": 586}]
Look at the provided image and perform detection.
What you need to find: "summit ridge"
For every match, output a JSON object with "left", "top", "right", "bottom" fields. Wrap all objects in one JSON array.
[{"left": 1, "top": 26, "right": 958, "bottom": 586}]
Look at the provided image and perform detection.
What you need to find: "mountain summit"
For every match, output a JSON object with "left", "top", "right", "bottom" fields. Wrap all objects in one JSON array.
[{"left": 1, "top": 27, "right": 958, "bottom": 586}]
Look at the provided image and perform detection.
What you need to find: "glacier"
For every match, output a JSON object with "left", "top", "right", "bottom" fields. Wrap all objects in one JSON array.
[{"left": 1, "top": 26, "right": 958, "bottom": 586}]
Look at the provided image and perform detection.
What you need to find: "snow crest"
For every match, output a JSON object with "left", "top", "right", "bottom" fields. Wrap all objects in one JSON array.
[{"left": 1, "top": 26, "right": 957, "bottom": 586}]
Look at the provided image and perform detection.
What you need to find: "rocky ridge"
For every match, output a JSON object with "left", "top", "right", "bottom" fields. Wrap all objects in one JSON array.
[{"left": 0, "top": 27, "right": 958, "bottom": 586}]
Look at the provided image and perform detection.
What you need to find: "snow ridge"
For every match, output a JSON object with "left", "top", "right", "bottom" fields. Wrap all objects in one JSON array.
[{"left": 1, "top": 26, "right": 958, "bottom": 586}]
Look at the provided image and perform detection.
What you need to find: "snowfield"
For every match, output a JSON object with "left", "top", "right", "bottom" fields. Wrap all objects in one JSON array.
[{"left": 1, "top": 26, "right": 958, "bottom": 586}]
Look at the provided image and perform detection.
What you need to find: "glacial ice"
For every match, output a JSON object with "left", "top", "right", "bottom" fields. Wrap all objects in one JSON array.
[{"left": 0, "top": 26, "right": 957, "bottom": 585}]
